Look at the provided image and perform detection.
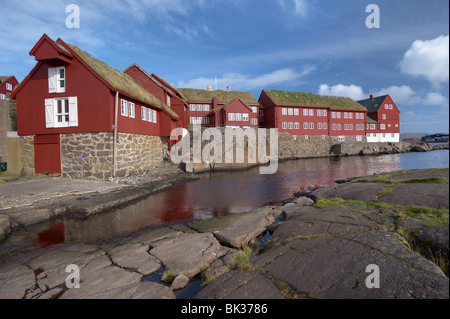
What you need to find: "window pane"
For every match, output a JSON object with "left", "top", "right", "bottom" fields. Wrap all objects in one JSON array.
[
  {"left": 57, "top": 100, "right": 62, "bottom": 114},
  {"left": 60, "top": 69, "right": 65, "bottom": 79}
]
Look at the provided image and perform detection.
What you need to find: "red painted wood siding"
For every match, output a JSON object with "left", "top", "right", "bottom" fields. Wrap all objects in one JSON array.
[
  {"left": 329, "top": 110, "right": 367, "bottom": 136},
  {"left": 16, "top": 60, "right": 113, "bottom": 136},
  {"left": 223, "top": 99, "right": 258, "bottom": 127},
  {"left": 376, "top": 96, "right": 400, "bottom": 134},
  {"left": 0, "top": 76, "right": 19, "bottom": 95},
  {"left": 34, "top": 134, "right": 61, "bottom": 173},
  {"left": 276, "top": 106, "right": 330, "bottom": 135}
]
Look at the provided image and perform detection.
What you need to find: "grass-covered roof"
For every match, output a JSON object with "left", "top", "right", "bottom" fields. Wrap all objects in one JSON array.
[
  {"left": 264, "top": 90, "right": 366, "bottom": 111},
  {"left": 178, "top": 88, "right": 258, "bottom": 106},
  {"left": 65, "top": 43, "right": 178, "bottom": 119}
]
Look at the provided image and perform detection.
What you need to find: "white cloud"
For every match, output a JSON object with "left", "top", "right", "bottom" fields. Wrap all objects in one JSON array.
[
  {"left": 177, "top": 67, "right": 312, "bottom": 90},
  {"left": 372, "top": 85, "right": 448, "bottom": 106},
  {"left": 278, "top": 0, "right": 308, "bottom": 17},
  {"left": 318, "top": 84, "right": 448, "bottom": 108},
  {"left": 318, "top": 84, "right": 366, "bottom": 101},
  {"left": 399, "top": 35, "right": 449, "bottom": 85}
]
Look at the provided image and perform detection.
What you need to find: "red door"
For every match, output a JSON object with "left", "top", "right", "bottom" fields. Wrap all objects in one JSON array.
[{"left": 34, "top": 134, "right": 61, "bottom": 174}]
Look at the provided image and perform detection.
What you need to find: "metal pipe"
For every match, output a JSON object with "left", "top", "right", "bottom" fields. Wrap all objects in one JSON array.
[{"left": 113, "top": 91, "right": 119, "bottom": 178}]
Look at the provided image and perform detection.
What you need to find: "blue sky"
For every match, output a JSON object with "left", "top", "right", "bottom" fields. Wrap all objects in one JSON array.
[{"left": 0, "top": 0, "right": 448, "bottom": 133}]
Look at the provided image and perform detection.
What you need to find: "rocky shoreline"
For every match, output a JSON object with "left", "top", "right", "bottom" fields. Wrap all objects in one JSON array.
[{"left": 0, "top": 168, "right": 448, "bottom": 299}]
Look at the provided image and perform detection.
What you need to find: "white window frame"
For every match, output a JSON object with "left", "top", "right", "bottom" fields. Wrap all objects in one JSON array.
[
  {"left": 148, "top": 108, "right": 153, "bottom": 122},
  {"left": 385, "top": 104, "right": 389, "bottom": 109},
  {"left": 337, "top": 124, "right": 341, "bottom": 130},
  {"left": 288, "top": 122, "right": 293, "bottom": 129},
  {"left": 309, "top": 109, "right": 314, "bottom": 116},
  {"left": 356, "top": 113, "right": 360, "bottom": 119},
  {"left": 304, "top": 122, "right": 309, "bottom": 129},
  {"left": 294, "top": 122, "right": 299, "bottom": 129},
  {"left": 318, "top": 122, "right": 322, "bottom": 129},
  {"left": 142, "top": 106, "right": 147, "bottom": 121},
  {"left": 344, "top": 112, "right": 348, "bottom": 119},
  {"left": 380, "top": 124, "right": 386, "bottom": 130},
  {"left": 282, "top": 108, "right": 287, "bottom": 115},
  {"left": 121, "top": 99, "right": 128, "bottom": 117},
  {"left": 370, "top": 124, "right": 376, "bottom": 130},
  {"left": 203, "top": 104, "right": 210, "bottom": 112},
  {"left": 332, "top": 124, "right": 337, "bottom": 131},
  {"left": 332, "top": 112, "right": 336, "bottom": 119},
  {"left": 349, "top": 124, "right": 353, "bottom": 130},
  {"left": 129, "top": 102, "right": 135, "bottom": 118},
  {"left": 243, "top": 113, "right": 249, "bottom": 122},
  {"left": 153, "top": 110, "right": 157, "bottom": 123},
  {"left": 251, "top": 106, "right": 257, "bottom": 113},
  {"left": 48, "top": 66, "right": 66, "bottom": 94},
  {"left": 190, "top": 104, "right": 196, "bottom": 111},
  {"left": 228, "top": 113, "right": 235, "bottom": 121},
  {"left": 6, "top": 83, "right": 12, "bottom": 91},
  {"left": 323, "top": 110, "right": 327, "bottom": 117},
  {"left": 294, "top": 109, "right": 299, "bottom": 116},
  {"left": 252, "top": 118, "right": 258, "bottom": 126},
  {"left": 323, "top": 123, "right": 327, "bottom": 130},
  {"left": 344, "top": 124, "right": 349, "bottom": 131},
  {"left": 303, "top": 109, "right": 308, "bottom": 116},
  {"left": 288, "top": 108, "right": 293, "bottom": 116},
  {"left": 337, "top": 112, "right": 341, "bottom": 119},
  {"left": 259, "top": 110, "right": 264, "bottom": 117},
  {"left": 309, "top": 122, "right": 314, "bottom": 129},
  {"left": 356, "top": 135, "right": 363, "bottom": 142},
  {"left": 197, "top": 104, "right": 202, "bottom": 111},
  {"left": 349, "top": 113, "right": 353, "bottom": 119},
  {"left": 389, "top": 104, "right": 393, "bottom": 110},
  {"left": 317, "top": 110, "right": 322, "bottom": 117},
  {"left": 0, "top": 94, "right": 5, "bottom": 100},
  {"left": 382, "top": 114, "right": 387, "bottom": 120},
  {"left": 338, "top": 136, "right": 345, "bottom": 142},
  {"left": 166, "top": 95, "right": 171, "bottom": 107},
  {"left": 236, "top": 113, "right": 242, "bottom": 121},
  {"left": 45, "top": 97, "right": 78, "bottom": 128},
  {"left": 282, "top": 122, "right": 288, "bottom": 129}
]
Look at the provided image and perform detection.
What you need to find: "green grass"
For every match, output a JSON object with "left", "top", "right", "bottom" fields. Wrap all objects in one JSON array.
[
  {"left": 162, "top": 270, "right": 176, "bottom": 284},
  {"left": 230, "top": 246, "right": 262, "bottom": 272},
  {"left": 263, "top": 90, "right": 366, "bottom": 111},
  {"left": 355, "top": 177, "right": 449, "bottom": 185},
  {"left": 178, "top": 88, "right": 258, "bottom": 105}
]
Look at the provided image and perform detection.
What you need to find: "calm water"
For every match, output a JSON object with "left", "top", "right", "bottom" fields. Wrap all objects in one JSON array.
[{"left": 2, "top": 150, "right": 448, "bottom": 251}]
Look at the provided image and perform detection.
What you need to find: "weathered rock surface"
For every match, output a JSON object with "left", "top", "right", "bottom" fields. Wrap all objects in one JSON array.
[
  {"left": 413, "top": 225, "right": 449, "bottom": 258},
  {"left": 196, "top": 270, "right": 284, "bottom": 299},
  {"left": 108, "top": 243, "right": 161, "bottom": 276},
  {"left": 150, "top": 233, "right": 225, "bottom": 278},
  {"left": 312, "top": 183, "right": 386, "bottom": 202},
  {"left": 381, "top": 183, "right": 449, "bottom": 209},
  {"left": 212, "top": 210, "right": 275, "bottom": 249}
]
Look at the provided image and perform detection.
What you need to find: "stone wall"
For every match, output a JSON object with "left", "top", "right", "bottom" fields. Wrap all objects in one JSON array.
[
  {"left": 60, "top": 132, "right": 167, "bottom": 180},
  {"left": 19, "top": 136, "right": 35, "bottom": 176},
  {"left": 181, "top": 128, "right": 411, "bottom": 173}
]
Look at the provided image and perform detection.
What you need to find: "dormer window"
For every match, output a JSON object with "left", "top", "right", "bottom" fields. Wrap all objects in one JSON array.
[
  {"left": 6, "top": 83, "right": 12, "bottom": 91},
  {"left": 48, "top": 66, "right": 66, "bottom": 93}
]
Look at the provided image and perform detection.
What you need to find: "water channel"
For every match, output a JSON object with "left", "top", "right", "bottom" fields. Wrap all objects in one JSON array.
[{"left": 1, "top": 149, "right": 448, "bottom": 254}]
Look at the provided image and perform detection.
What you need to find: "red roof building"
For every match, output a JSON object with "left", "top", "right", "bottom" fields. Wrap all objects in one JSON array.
[
  {"left": 0, "top": 76, "right": 19, "bottom": 100},
  {"left": 12, "top": 34, "right": 178, "bottom": 178}
]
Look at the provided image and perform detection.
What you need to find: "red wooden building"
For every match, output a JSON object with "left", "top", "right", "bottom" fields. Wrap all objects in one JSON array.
[
  {"left": 0, "top": 76, "right": 19, "bottom": 100},
  {"left": 123, "top": 64, "right": 188, "bottom": 130},
  {"left": 357, "top": 95, "right": 400, "bottom": 143},
  {"left": 259, "top": 90, "right": 367, "bottom": 141},
  {"left": 12, "top": 34, "right": 178, "bottom": 178},
  {"left": 178, "top": 88, "right": 260, "bottom": 128}
]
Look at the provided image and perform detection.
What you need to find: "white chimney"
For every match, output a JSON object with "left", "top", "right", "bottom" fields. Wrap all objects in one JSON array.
[
  {"left": 207, "top": 85, "right": 213, "bottom": 92},
  {"left": 227, "top": 86, "right": 230, "bottom": 92}
]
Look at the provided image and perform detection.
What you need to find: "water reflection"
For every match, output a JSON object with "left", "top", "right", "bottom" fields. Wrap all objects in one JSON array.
[{"left": 16, "top": 150, "right": 450, "bottom": 247}]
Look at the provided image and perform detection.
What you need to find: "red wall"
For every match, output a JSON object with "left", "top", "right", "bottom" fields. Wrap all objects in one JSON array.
[
  {"left": 275, "top": 106, "right": 330, "bottom": 135},
  {"left": 329, "top": 110, "right": 367, "bottom": 136},
  {"left": 0, "top": 76, "right": 19, "bottom": 95},
  {"left": 16, "top": 60, "right": 113, "bottom": 136},
  {"left": 223, "top": 100, "right": 258, "bottom": 127},
  {"left": 375, "top": 96, "right": 400, "bottom": 134}
]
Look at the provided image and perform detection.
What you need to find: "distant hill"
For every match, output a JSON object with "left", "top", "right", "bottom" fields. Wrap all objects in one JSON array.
[{"left": 400, "top": 133, "right": 427, "bottom": 140}]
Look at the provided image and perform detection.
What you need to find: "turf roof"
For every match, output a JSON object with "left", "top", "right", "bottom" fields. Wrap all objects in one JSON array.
[
  {"left": 178, "top": 88, "right": 258, "bottom": 106},
  {"left": 64, "top": 42, "right": 178, "bottom": 119},
  {"left": 264, "top": 90, "right": 366, "bottom": 111}
]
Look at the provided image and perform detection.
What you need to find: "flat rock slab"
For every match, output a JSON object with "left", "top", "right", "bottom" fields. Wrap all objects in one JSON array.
[
  {"left": 380, "top": 183, "right": 449, "bottom": 209},
  {"left": 212, "top": 211, "right": 275, "bottom": 249},
  {"left": 195, "top": 270, "right": 284, "bottom": 299},
  {"left": 108, "top": 244, "right": 161, "bottom": 276},
  {"left": 150, "top": 233, "right": 225, "bottom": 278},
  {"left": 312, "top": 183, "right": 386, "bottom": 202},
  {"left": 250, "top": 214, "right": 449, "bottom": 299},
  {"left": 0, "top": 262, "right": 36, "bottom": 299}
]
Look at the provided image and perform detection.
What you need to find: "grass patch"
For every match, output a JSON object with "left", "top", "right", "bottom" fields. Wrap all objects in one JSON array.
[
  {"left": 201, "top": 267, "right": 230, "bottom": 287},
  {"left": 230, "top": 246, "right": 262, "bottom": 272},
  {"left": 162, "top": 270, "right": 176, "bottom": 284},
  {"left": 397, "top": 228, "right": 449, "bottom": 277},
  {"left": 354, "top": 177, "right": 448, "bottom": 185},
  {"left": 191, "top": 214, "right": 242, "bottom": 233}
]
